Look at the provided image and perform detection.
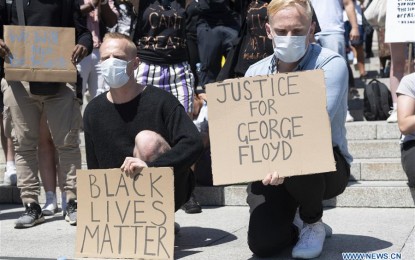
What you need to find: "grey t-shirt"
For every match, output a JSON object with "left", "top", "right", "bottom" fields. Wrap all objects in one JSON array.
[{"left": 397, "top": 73, "right": 415, "bottom": 143}]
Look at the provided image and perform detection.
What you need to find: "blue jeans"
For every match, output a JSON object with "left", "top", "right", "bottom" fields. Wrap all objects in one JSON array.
[{"left": 315, "top": 33, "right": 346, "bottom": 59}]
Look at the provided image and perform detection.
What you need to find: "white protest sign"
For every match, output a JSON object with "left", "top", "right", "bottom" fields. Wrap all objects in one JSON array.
[{"left": 385, "top": 0, "right": 415, "bottom": 43}]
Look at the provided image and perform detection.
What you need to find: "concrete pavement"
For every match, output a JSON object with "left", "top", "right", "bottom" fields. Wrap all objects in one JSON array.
[{"left": 0, "top": 204, "right": 414, "bottom": 260}]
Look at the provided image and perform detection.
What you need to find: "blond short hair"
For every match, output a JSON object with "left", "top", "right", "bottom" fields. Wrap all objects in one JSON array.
[
  {"left": 102, "top": 32, "right": 137, "bottom": 57},
  {"left": 267, "top": 0, "right": 312, "bottom": 21}
]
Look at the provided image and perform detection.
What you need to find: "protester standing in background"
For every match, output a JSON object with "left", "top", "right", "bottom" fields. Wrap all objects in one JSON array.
[
  {"left": 78, "top": 0, "right": 119, "bottom": 98},
  {"left": 310, "top": 0, "right": 360, "bottom": 122},
  {"left": 0, "top": 0, "right": 92, "bottom": 228}
]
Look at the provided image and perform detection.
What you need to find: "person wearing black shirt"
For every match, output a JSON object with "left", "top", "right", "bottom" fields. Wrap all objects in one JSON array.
[
  {"left": 196, "top": 0, "right": 240, "bottom": 86},
  {"left": 83, "top": 33, "right": 203, "bottom": 223},
  {"left": 131, "top": 0, "right": 194, "bottom": 115},
  {"left": 0, "top": 0, "right": 92, "bottom": 228}
]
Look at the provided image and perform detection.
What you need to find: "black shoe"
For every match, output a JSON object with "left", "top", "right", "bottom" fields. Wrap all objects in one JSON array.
[
  {"left": 15, "top": 202, "right": 45, "bottom": 228},
  {"left": 365, "top": 52, "right": 374, "bottom": 59},
  {"left": 65, "top": 199, "right": 77, "bottom": 226},
  {"left": 181, "top": 195, "right": 202, "bottom": 214},
  {"left": 360, "top": 74, "right": 368, "bottom": 81}
]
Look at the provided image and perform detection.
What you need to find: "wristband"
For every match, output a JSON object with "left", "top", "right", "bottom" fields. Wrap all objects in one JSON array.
[{"left": 101, "top": 0, "right": 108, "bottom": 5}]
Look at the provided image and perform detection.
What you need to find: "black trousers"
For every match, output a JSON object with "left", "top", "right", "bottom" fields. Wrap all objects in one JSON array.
[
  {"left": 401, "top": 140, "right": 415, "bottom": 187},
  {"left": 246, "top": 147, "right": 350, "bottom": 257},
  {"left": 174, "top": 168, "right": 195, "bottom": 212}
]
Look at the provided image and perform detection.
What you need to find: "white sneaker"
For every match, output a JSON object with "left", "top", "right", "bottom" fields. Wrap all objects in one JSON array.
[
  {"left": 42, "top": 191, "right": 58, "bottom": 216},
  {"left": 386, "top": 109, "right": 397, "bottom": 123},
  {"left": 346, "top": 111, "right": 354, "bottom": 123},
  {"left": 3, "top": 167, "right": 17, "bottom": 186},
  {"left": 353, "top": 57, "right": 358, "bottom": 65},
  {"left": 293, "top": 211, "right": 332, "bottom": 238},
  {"left": 292, "top": 220, "right": 326, "bottom": 259}
]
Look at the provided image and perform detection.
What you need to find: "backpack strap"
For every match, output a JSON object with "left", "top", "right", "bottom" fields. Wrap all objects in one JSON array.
[
  {"left": 365, "top": 79, "right": 379, "bottom": 119},
  {"left": 377, "top": 80, "right": 393, "bottom": 119},
  {"left": 16, "top": 0, "right": 25, "bottom": 25}
]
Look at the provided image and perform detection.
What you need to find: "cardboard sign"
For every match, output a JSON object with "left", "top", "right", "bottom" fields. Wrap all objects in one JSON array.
[
  {"left": 385, "top": 0, "right": 415, "bottom": 43},
  {"left": 206, "top": 70, "right": 336, "bottom": 185},
  {"left": 4, "top": 25, "right": 77, "bottom": 82},
  {"left": 76, "top": 168, "right": 175, "bottom": 260}
]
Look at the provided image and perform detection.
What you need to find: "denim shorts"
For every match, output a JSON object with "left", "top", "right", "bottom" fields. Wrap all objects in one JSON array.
[{"left": 344, "top": 21, "right": 365, "bottom": 47}]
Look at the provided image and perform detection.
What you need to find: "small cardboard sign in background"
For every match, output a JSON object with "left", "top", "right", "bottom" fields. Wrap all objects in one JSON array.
[
  {"left": 385, "top": 0, "right": 415, "bottom": 43},
  {"left": 206, "top": 70, "right": 335, "bottom": 185},
  {"left": 76, "top": 168, "right": 174, "bottom": 260},
  {"left": 4, "top": 25, "right": 76, "bottom": 82}
]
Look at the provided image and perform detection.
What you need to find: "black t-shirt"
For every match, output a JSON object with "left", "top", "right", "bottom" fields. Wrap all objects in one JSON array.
[
  {"left": 11, "top": 0, "right": 62, "bottom": 27},
  {"left": 185, "top": 0, "right": 199, "bottom": 38},
  {"left": 234, "top": 0, "right": 273, "bottom": 76},
  {"left": 134, "top": 0, "right": 188, "bottom": 64},
  {"left": 196, "top": 0, "right": 240, "bottom": 28}
]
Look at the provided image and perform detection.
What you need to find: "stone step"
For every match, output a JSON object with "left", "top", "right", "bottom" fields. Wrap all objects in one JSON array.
[
  {"left": 346, "top": 121, "right": 400, "bottom": 140},
  {"left": 351, "top": 158, "right": 406, "bottom": 181},
  {"left": 348, "top": 139, "right": 400, "bottom": 159},
  {"left": 194, "top": 181, "right": 415, "bottom": 208}
]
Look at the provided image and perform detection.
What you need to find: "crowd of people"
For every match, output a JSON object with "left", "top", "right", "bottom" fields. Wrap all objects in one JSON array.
[{"left": 0, "top": 0, "right": 413, "bottom": 259}]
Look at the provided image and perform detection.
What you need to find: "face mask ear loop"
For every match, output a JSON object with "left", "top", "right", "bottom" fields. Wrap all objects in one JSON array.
[{"left": 126, "top": 60, "right": 136, "bottom": 80}]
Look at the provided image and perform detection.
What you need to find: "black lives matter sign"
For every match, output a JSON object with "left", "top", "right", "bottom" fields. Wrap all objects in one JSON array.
[{"left": 76, "top": 168, "right": 174, "bottom": 260}]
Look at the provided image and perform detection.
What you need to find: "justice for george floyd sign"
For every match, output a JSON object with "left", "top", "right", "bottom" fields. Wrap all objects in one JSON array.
[
  {"left": 206, "top": 70, "right": 336, "bottom": 185},
  {"left": 76, "top": 168, "right": 175, "bottom": 260},
  {"left": 3, "top": 25, "right": 77, "bottom": 83}
]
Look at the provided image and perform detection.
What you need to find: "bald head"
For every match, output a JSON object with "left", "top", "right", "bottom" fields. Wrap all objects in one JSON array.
[{"left": 100, "top": 32, "right": 137, "bottom": 60}]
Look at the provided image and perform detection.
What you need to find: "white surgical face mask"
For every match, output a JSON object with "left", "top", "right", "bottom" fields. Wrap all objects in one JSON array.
[
  {"left": 99, "top": 57, "right": 133, "bottom": 89},
  {"left": 272, "top": 29, "right": 309, "bottom": 63}
]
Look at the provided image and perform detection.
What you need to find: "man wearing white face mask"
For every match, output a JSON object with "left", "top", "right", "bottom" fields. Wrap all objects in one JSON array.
[
  {"left": 244, "top": 0, "right": 352, "bottom": 259},
  {"left": 83, "top": 33, "right": 204, "bottom": 229}
]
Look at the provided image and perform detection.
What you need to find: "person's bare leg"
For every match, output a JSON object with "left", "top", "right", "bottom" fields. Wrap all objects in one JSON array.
[
  {"left": 38, "top": 112, "right": 58, "bottom": 215},
  {"left": 390, "top": 43, "right": 407, "bottom": 104},
  {"left": 353, "top": 45, "right": 366, "bottom": 78},
  {"left": 134, "top": 129, "right": 203, "bottom": 214},
  {"left": 1, "top": 112, "right": 16, "bottom": 185},
  {"left": 387, "top": 42, "right": 407, "bottom": 123}
]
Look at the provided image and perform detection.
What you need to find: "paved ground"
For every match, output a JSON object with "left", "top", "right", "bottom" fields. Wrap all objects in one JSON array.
[{"left": 0, "top": 204, "right": 414, "bottom": 260}]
